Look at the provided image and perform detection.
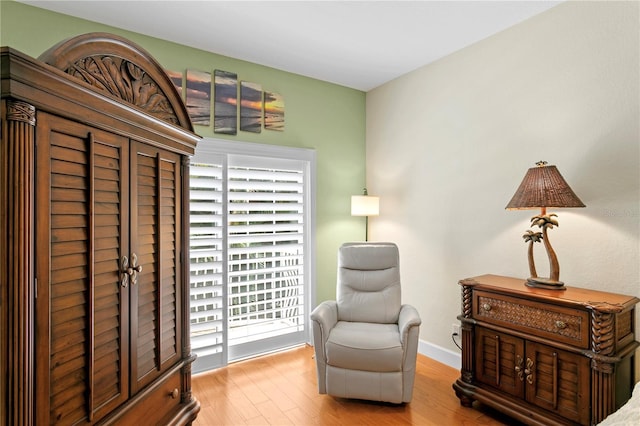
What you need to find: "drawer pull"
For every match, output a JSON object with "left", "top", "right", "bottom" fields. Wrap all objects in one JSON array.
[
  {"left": 482, "top": 303, "right": 492, "bottom": 312},
  {"left": 515, "top": 355, "right": 524, "bottom": 381},
  {"left": 524, "top": 358, "right": 534, "bottom": 385},
  {"left": 169, "top": 388, "right": 179, "bottom": 399},
  {"left": 555, "top": 320, "right": 567, "bottom": 329}
]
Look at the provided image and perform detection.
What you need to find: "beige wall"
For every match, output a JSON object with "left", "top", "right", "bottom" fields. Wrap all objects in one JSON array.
[{"left": 366, "top": 1, "right": 639, "bottom": 366}]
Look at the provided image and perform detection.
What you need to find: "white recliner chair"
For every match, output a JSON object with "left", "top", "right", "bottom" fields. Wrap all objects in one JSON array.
[{"left": 310, "top": 242, "right": 421, "bottom": 404}]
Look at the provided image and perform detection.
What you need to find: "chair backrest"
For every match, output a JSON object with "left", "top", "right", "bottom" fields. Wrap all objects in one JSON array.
[{"left": 336, "top": 242, "right": 401, "bottom": 323}]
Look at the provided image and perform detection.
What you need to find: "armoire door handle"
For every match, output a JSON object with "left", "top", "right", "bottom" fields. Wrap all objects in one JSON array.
[
  {"left": 127, "top": 253, "right": 143, "bottom": 285},
  {"left": 121, "top": 254, "right": 143, "bottom": 287},
  {"left": 121, "top": 256, "right": 130, "bottom": 287}
]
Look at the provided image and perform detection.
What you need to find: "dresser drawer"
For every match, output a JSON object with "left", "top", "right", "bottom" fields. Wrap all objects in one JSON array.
[
  {"left": 473, "top": 290, "right": 590, "bottom": 349},
  {"left": 110, "top": 368, "right": 183, "bottom": 425}
]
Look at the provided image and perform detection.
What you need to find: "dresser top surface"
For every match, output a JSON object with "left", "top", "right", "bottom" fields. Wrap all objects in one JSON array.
[{"left": 461, "top": 274, "right": 639, "bottom": 311}]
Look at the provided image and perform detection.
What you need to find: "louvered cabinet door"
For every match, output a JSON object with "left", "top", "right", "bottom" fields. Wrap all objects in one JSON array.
[
  {"left": 35, "top": 112, "right": 130, "bottom": 425},
  {"left": 129, "top": 141, "right": 182, "bottom": 392},
  {"left": 525, "top": 341, "right": 590, "bottom": 425},
  {"left": 474, "top": 327, "right": 525, "bottom": 398}
]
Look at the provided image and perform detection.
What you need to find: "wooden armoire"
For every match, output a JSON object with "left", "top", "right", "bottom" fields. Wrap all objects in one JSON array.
[{"left": 1, "top": 33, "right": 200, "bottom": 425}]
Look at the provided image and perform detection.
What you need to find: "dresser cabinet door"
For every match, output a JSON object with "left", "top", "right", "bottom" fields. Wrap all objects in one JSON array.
[
  {"left": 35, "top": 112, "right": 130, "bottom": 424},
  {"left": 525, "top": 341, "right": 590, "bottom": 425},
  {"left": 129, "top": 141, "right": 183, "bottom": 392},
  {"left": 475, "top": 327, "right": 525, "bottom": 398},
  {"left": 474, "top": 326, "right": 590, "bottom": 425}
]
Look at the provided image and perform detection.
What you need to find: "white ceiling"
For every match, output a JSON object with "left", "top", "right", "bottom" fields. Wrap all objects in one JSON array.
[{"left": 19, "top": 0, "right": 562, "bottom": 91}]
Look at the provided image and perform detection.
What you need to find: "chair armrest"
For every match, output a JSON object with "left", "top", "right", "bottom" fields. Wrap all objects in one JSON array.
[
  {"left": 398, "top": 304, "right": 421, "bottom": 345},
  {"left": 310, "top": 300, "right": 338, "bottom": 346},
  {"left": 310, "top": 300, "right": 337, "bottom": 394}
]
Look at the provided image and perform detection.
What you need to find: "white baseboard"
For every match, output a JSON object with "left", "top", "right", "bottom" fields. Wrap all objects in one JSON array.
[{"left": 418, "top": 339, "right": 461, "bottom": 370}]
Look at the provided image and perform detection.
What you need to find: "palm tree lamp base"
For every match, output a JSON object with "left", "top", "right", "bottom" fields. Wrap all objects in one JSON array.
[
  {"left": 525, "top": 277, "right": 566, "bottom": 291},
  {"left": 506, "top": 161, "right": 586, "bottom": 293}
]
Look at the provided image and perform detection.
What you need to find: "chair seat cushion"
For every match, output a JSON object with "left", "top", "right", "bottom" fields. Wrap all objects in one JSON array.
[{"left": 325, "top": 321, "right": 402, "bottom": 372}]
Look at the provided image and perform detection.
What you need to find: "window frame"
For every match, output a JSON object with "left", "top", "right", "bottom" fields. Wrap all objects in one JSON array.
[{"left": 189, "top": 137, "right": 316, "bottom": 373}]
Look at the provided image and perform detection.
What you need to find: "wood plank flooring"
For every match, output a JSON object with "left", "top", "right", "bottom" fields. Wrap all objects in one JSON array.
[{"left": 192, "top": 345, "right": 521, "bottom": 425}]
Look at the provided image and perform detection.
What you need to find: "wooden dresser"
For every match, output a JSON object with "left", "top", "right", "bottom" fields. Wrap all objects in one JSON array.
[
  {"left": 453, "top": 274, "right": 639, "bottom": 426},
  {"left": 1, "top": 34, "right": 200, "bottom": 425}
]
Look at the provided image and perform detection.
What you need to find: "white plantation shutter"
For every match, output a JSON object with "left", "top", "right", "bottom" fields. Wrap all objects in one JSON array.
[
  {"left": 227, "top": 156, "right": 306, "bottom": 355},
  {"left": 189, "top": 140, "right": 315, "bottom": 373},
  {"left": 189, "top": 159, "right": 226, "bottom": 370}
]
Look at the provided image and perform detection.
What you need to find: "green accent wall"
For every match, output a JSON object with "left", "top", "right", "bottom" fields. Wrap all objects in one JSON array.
[{"left": 1, "top": 0, "right": 366, "bottom": 304}]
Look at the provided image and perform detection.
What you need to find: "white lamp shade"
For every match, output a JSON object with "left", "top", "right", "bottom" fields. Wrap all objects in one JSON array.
[{"left": 351, "top": 195, "right": 379, "bottom": 216}]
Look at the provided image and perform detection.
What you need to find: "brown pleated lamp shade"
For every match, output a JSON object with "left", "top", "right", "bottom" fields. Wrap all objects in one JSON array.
[{"left": 506, "top": 162, "right": 585, "bottom": 210}]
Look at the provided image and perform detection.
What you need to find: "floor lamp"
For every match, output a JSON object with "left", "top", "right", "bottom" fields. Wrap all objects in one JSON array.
[{"left": 351, "top": 188, "right": 379, "bottom": 241}]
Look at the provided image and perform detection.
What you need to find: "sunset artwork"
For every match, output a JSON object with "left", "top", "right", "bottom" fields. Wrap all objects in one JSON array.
[
  {"left": 264, "top": 91, "right": 284, "bottom": 131},
  {"left": 240, "top": 81, "right": 262, "bottom": 133},
  {"left": 186, "top": 69, "right": 211, "bottom": 126},
  {"left": 165, "top": 69, "right": 183, "bottom": 98},
  {"left": 214, "top": 70, "right": 238, "bottom": 134}
]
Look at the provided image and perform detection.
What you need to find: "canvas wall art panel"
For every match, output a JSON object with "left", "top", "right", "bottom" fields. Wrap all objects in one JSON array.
[
  {"left": 166, "top": 69, "right": 183, "bottom": 98},
  {"left": 264, "top": 91, "right": 284, "bottom": 131},
  {"left": 186, "top": 69, "right": 211, "bottom": 126},
  {"left": 240, "top": 81, "right": 262, "bottom": 133},
  {"left": 214, "top": 70, "right": 238, "bottom": 135}
]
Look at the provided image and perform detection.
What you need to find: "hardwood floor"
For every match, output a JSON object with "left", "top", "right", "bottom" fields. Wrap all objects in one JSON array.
[{"left": 191, "top": 345, "right": 521, "bottom": 425}]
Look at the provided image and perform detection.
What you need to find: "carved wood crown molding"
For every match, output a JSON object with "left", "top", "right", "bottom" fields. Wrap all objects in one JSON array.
[
  {"left": 38, "top": 32, "right": 193, "bottom": 131},
  {"left": 66, "top": 55, "right": 178, "bottom": 125}
]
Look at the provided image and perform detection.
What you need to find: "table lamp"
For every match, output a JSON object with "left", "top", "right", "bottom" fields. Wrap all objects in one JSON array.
[
  {"left": 505, "top": 161, "right": 585, "bottom": 290},
  {"left": 351, "top": 188, "right": 379, "bottom": 241}
]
